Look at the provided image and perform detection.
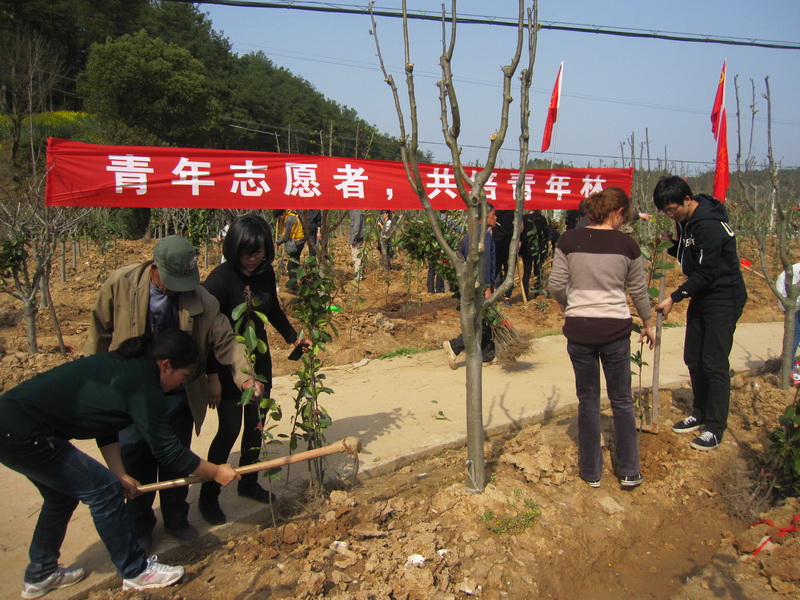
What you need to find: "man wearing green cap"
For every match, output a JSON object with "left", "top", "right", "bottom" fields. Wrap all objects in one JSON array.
[{"left": 85, "top": 236, "right": 259, "bottom": 549}]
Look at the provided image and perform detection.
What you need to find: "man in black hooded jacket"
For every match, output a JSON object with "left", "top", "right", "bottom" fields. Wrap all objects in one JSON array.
[{"left": 653, "top": 176, "right": 747, "bottom": 451}]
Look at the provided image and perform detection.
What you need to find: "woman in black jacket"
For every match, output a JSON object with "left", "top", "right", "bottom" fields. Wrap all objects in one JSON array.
[{"left": 200, "top": 214, "right": 308, "bottom": 525}]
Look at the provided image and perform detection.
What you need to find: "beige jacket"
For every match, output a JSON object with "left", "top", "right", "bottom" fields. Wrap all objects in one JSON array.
[{"left": 84, "top": 261, "right": 250, "bottom": 432}]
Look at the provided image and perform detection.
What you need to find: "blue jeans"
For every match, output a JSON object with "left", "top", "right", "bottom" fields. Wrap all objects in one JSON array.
[
  {"left": 0, "top": 432, "right": 147, "bottom": 582},
  {"left": 793, "top": 310, "right": 800, "bottom": 360},
  {"left": 567, "top": 336, "right": 640, "bottom": 482}
]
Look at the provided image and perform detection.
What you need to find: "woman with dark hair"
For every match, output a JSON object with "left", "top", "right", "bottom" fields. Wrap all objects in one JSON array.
[
  {"left": 549, "top": 187, "right": 655, "bottom": 489},
  {"left": 200, "top": 213, "right": 308, "bottom": 525},
  {"left": 0, "top": 331, "right": 241, "bottom": 598}
]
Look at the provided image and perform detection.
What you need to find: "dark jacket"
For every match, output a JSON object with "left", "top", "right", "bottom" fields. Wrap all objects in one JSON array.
[
  {"left": 668, "top": 193, "right": 746, "bottom": 303},
  {"left": 203, "top": 261, "right": 297, "bottom": 397},
  {"left": 0, "top": 353, "right": 201, "bottom": 475},
  {"left": 521, "top": 212, "right": 550, "bottom": 259}
]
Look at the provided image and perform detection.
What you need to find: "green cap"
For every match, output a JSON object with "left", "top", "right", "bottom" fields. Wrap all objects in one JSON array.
[{"left": 153, "top": 236, "right": 199, "bottom": 292}]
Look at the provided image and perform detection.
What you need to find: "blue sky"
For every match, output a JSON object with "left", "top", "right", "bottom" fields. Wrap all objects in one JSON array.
[{"left": 199, "top": 1, "right": 800, "bottom": 172}]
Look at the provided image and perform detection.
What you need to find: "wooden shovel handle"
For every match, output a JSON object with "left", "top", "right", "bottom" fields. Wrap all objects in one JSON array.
[{"left": 136, "top": 436, "right": 362, "bottom": 494}]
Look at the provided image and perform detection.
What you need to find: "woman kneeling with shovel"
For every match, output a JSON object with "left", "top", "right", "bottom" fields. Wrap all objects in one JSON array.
[{"left": 0, "top": 330, "right": 241, "bottom": 599}]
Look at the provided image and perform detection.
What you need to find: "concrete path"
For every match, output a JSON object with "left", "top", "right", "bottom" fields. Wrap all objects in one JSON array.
[{"left": 0, "top": 322, "right": 784, "bottom": 600}]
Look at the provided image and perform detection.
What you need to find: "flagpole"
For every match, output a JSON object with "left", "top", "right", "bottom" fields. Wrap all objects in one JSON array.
[{"left": 549, "top": 119, "right": 559, "bottom": 168}]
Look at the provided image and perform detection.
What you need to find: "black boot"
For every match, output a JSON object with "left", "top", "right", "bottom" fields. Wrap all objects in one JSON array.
[
  {"left": 199, "top": 484, "right": 227, "bottom": 525},
  {"left": 237, "top": 481, "right": 277, "bottom": 504}
]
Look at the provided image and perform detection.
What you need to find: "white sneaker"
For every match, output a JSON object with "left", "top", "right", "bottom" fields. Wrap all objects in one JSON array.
[
  {"left": 122, "top": 556, "right": 185, "bottom": 590},
  {"left": 442, "top": 341, "right": 457, "bottom": 370},
  {"left": 21, "top": 565, "right": 85, "bottom": 599}
]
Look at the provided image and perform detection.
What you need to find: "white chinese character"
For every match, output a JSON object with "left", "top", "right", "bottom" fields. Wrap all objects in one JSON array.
[
  {"left": 332, "top": 164, "right": 368, "bottom": 199},
  {"left": 468, "top": 170, "right": 498, "bottom": 200},
  {"left": 426, "top": 168, "right": 458, "bottom": 199},
  {"left": 545, "top": 174, "right": 571, "bottom": 201},
  {"left": 506, "top": 172, "right": 536, "bottom": 201},
  {"left": 106, "top": 154, "right": 154, "bottom": 195},
  {"left": 580, "top": 176, "right": 606, "bottom": 197},
  {"left": 171, "top": 158, "right": 214, "bottom": 196},
  {"left": 284, "top": 163, "right": 321, "bottom": 197},
  {"left": 230, "top": 160, "right": 270, "bottom": 197}
]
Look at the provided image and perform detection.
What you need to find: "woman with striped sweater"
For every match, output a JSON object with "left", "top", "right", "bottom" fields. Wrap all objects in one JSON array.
[{"left": 549, "top": 187, "right": 655, "bottom": 489}]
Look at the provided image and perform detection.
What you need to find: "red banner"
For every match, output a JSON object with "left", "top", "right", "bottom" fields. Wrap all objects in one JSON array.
[{"left": 45, "top": 138, "right": 633, "bottom": 211}]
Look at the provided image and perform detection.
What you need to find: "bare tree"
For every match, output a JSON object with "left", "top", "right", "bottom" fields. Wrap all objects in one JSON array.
[
  {"left": 371, "top": 0, "right": 537, "bottom": 491},
  {"left": 734, "top": 75, "right": 800, "bottom": 388},
  {"left": 0, "top": 26, "right": 89, "bottom": 353}
]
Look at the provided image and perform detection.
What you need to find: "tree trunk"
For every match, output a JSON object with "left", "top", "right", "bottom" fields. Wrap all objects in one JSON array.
[
  {"left": 460, "top": 296, "right": 485, "bottom": 492},
  {"left": 22, "top": 300, "right": 38, "bottom": 354},
  {"left": 42, "top": 270, "right": 68, "bottom": 355},
  {"left": 60, "top": 241, "right": 66, "bottom": 282},
  {"left": 780, "top": 307, "right": 797, "bottom": 389}
]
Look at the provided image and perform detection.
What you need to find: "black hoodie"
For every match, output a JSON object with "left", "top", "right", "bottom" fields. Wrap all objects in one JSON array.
[{"left": 668, "top": 194, "right": 746, "bottom": 303}]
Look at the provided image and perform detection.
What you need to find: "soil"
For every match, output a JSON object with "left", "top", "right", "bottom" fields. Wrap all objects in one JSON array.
[{"left": 0, "top": 235, "right": 798, "bottom": 600}]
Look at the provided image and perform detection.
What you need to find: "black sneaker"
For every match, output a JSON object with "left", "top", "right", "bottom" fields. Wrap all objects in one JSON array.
[
  {"left": 199, "top": 496, "right": 227, "bottom": 525},
  {"left": 672, "top": 415, "right": 703, "bottom": 434},
  {"left": 690, "top": 430, "right": 721, "bottom": 451},
  {"left": 582, "top": 477, "right": 601, "bottom": 488},
  {"left": 620, "top": 473, "right": 643, "bottom": 488}
]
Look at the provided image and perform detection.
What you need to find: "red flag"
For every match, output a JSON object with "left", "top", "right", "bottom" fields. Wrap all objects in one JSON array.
[
  {"left": 711, "top": 60, "right": 726, "bottom": 140},
  {"left": 713, "top": 107, "right": 729, "bottom": 201},
  {"left": 541, "top": 63, "right": 563, "bottom": 152}
]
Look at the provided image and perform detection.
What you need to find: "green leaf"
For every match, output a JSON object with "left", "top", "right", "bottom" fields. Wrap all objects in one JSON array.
[
  {"left": 240, "top": 387, "right": 255, "bottom": 404},
  {"left": 656, "top": 240, "right": 674, "bottom": 252},
  {"left": 254, "top": 310, "right": 269, "bottom": 325},
  {"left": 232, "top": 303, "right": 247, "bottom": 322},
  {"left": 244, "top": 326, "right": 258, "bottom": 350}
]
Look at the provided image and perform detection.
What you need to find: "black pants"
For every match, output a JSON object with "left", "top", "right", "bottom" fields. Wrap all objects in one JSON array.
[
  {"left": 201, "top": 386, "right": 272, "bottom": 499},
  {"left": 427, "top": 265, "right": 444, "bottom": 293},
  {"left": 521, "top": 250, "right": 547, "bottom": 296},
  {"left": 684, "top": 290, "right": 746, "bottom": 439},
  {"left": 493, "top": 237, "right": 512, "bottom": 295},
  {"left": 285, "top": 241, "right": 306, "bottom": 288},
  {"left": 119, "top": 395, "right": 193, "bottom": 535},
  {"left": 449, "top": 319, "right": 495, "bottom": 362}
]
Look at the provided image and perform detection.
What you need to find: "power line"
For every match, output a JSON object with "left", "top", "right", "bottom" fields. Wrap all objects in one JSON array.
[{"left": 187, "top": 0, "right": 800, "bottom": 51}]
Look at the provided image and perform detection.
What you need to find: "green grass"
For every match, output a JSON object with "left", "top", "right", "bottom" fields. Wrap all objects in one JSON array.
[
  {"left": 378, "top": 346, "right": 427, "bottom": 359},
  {"left": 479, "top": 499, "right": 541, "bottom": 534}
]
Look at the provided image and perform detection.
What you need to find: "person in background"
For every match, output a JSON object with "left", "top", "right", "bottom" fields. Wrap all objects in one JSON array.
[
  {"left": 305, "top": 209, "right": 322, "bottom": 257},
  {"left": 492, "top": 209, "right": 516, "bottom": 306},
  {"left": 0, "top": 331, "right": 241, "bottom": 597},
  {"left": 274, "top": 209, "right": 306, "bottom": 290},
  {"left": 85, "top": 236, "right": 259, "bottom": 551},
  {"left": 377, "top": 210, "right": 393, "bottom": 271},
  {"left": 776, "top": 263, "right": 800, "bottom": 360},
  {"left": 550, "top": 187, "right": 654, "bottom": 489},
  {"left": 349, "top": 210, "right": 366, "bottom": 281},
  {"left": 653, "top": 175, "right": 747, "bottom": 451},
  {"left": 442, "top": 205, "right": 498, "bottom": 368},
  {"left": 199, "top": 215, "right": 309, "bottom": 525},
  {"left": 520, "top": 210, "right": 551, "bottom": 298}
]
